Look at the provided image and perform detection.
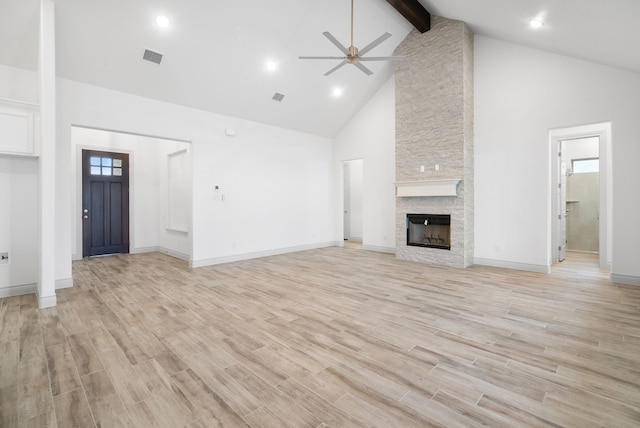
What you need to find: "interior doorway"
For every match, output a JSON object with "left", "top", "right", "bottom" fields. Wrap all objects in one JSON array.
[
  {"left": 343, "top": 159, "right": 363, "bottom": 245},
  {"left": 562, "top": 137, "right": 600, "bottom": 254},
  {"left": 550, "top": 123, "right": 612, "bottom": 269},
  {"left": 72, "top": 126, "right": 192, "bottom": 262}
]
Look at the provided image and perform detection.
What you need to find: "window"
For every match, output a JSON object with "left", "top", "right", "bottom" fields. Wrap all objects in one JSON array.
[
  {"left": 90, "top": 156, "right": 123, "bottom": 176},
  {"left": 572, "top": 158, "right": 599, "bottom": 174}
]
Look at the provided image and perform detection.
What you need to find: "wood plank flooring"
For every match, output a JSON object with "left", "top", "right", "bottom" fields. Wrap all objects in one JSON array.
[{"left": 2, "top": 248, "right": 640, "bottom": 427}]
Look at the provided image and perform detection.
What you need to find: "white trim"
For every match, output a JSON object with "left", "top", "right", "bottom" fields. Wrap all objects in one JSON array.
[
  {"left": 395, "top": 179, "right": 461, "bottom": 197},
  {"left": 159, "top": 248, "right": 189, "bottom": 261},
  {"left": 0, "top": 97, "right": 39, "bottom": 110},
  {"left": 131, "top": 246, "right": 189, "bottom": 261},
  {"left": 56, "top": 278, "right": 73, "bottom": 290},
  {"left": 190, "top": 241, "right": 339, "bottom": 268},
  {"left": 37, "top": 292, "right": 57, "bottom": 309},
  {"left": 611, "top": 274, "right": 640, "bottom": 286},
  {"left": 130, "top": 246, "right": 160, "bottom": 254},
  {"left": 165, "top": 228, "right": 188, "bottom": 236},
  {"left": 474, "top": 257, "right": 551, "bottom": 274},
  {"left": 362, "top": 244, "right": 396, "bottom": 254},
  {"left": 0, "top": 283, "right": 36, "bottom": 298}
]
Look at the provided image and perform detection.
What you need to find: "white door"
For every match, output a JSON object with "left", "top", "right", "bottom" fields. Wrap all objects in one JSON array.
[{"left": 558, "top": 161, "right": 567, "bottom": 262}]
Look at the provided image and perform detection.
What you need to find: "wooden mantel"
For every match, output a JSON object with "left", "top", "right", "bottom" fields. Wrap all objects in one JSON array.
[{"left": 395, "top": 179, "right": 461, "bottom": 197}]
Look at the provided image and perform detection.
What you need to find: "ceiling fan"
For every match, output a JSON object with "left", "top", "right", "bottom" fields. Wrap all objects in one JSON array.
[{"left": 299, "top": 0, "right": 405, "bottom": 76}]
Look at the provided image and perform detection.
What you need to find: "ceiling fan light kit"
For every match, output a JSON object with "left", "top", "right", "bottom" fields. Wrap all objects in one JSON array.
[{"left": 299, "top": 0, "right": 405, "bottom": 76}]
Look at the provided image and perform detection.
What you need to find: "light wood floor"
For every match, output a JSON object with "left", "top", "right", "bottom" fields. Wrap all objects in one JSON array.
[{"left": 2, "top": 248, "right": 640, "bottom": 427}]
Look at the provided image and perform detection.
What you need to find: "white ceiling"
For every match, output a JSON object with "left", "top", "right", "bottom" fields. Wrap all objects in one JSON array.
[{"left": 1, "top": 0, "right": 638, "bottom": 138}]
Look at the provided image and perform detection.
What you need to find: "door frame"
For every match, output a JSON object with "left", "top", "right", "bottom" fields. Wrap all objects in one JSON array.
[
  {"left": 549, "top": 122, "right": 612, "bottom": 268},
  {"left": 75, "top": 144, "right": 134, "bottom": 260}
]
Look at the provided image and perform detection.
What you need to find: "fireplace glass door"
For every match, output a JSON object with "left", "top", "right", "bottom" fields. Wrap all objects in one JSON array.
[{"left": 406, "top": 214, "right": 451, "bottom": 250}]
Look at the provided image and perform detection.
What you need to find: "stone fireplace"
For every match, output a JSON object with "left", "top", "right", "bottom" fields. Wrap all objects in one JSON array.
[{"left": 394, "top": 17, "right": 474, "bottom": 268}]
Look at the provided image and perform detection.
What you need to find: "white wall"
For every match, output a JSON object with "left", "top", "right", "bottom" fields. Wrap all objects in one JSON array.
[
  {"left": 71, "top": 127, "right": 190, "bottom": 260},
  {"left": 0, "top": 64, "right": 38, "bottom": 103},
  {"left": 57, "top": 78, "right": 335, "bottom": 271},
  {"left": 190, "top": 123, "right": 334, "bottom": 266},
  {"left": 563, "top": 137, "right": 599, "bottom": 167},
  {"left": 475, "top": 36, "right": 640, "bottom": 280},
  {"left": 0, "top": 65, "right": 39, "bottom": 296},
  {"left": 0, "top": 157, "right": 38, "bottom": 294},
  {"left": 333, "top": 77, "right": 396, "bottom": 253}
]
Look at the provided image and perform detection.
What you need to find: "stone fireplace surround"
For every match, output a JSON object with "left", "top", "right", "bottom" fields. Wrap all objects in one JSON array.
[{"left": 393, "top": 16, "right": 474, "bottom": 268}]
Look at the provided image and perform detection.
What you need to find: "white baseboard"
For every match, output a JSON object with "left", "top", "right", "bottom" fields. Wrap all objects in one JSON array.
[
  {"left": 131, "top": 246, "right": 160, "bottom": 254},
  {"left": 37, "top": 291, "right": 56, "bottom": 309},
  {"left": 611, "top": 274, "right": 640, "bottom": 286},
  {"left": 0, "top": 278, "right": 72, "bottom": 301},
  {"left": 474, "top": 257, "right": 551, "bottom": 274},
  {"left": 190, "top": 241, "right": 338, "bottom": 268},
  {"left": 132, "top": 246, "right": 189, "bottom": 261},
  {"left": 0, "top": 283, "right": 36, "bottom": 299},
  {"left": 362, "top": 244, "right": 396, "bottom": 254},
  {"left": 56, "top": 278, "right": 73, "bottom": 290},
  {"left": 158, "top": 248, "right": 190, "bottom": 261}
]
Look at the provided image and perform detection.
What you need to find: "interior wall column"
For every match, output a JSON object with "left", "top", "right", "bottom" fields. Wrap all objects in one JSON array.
[{"left": 37, "top": 0, "right": 57, "bottom": 308}]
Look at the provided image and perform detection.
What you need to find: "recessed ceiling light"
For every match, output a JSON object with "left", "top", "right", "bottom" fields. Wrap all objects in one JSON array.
[
  {"left": 529, "top": 19, "right": 544, "bottom": 29},
  {"left": 266, "top": 61, "right": 277, "bottom": 72},
  {"left": 332, "top": 87, "right": 343, "bottom": 97},
  {"left": 156, "top": 15, "right": 170, "bottom": 28}
]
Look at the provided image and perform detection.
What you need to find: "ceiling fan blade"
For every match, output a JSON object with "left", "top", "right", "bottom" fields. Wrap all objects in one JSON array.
[
  {"left": 324, "top": 61, "right": 347, "bottom": 76},
  {"left": 323, "top": 32, "right": 350, "bottom": 56},
  {"left": 358, "top": 32, "right": 392, "bottom": 56},
  {"left": 354, "top": 62, "right": 373, "bottom": 76},
  {"left": 359, "top": 56, "right": 405, "bottom": 62},
  {"left": 299, "top": 56, "right": 346, "bottom": 60}
]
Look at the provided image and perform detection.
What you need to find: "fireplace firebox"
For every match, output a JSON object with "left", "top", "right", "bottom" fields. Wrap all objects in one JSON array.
[{"left": 406, "top": 214, "right": 451, "bottom": 250}]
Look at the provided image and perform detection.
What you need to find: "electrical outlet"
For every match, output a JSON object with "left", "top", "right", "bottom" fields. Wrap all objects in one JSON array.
[{"left": 0, "top": 252, "right": 8, "bottom": 264}]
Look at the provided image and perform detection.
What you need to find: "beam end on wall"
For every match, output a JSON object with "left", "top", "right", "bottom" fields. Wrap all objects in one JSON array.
[{"left": 386, "top": 0, "right": 431, "bottom": 33}]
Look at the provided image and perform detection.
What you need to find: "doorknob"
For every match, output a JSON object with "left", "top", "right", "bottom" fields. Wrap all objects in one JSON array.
[{"left": 83, "top": 209, "right": 89, "bottom": 213}]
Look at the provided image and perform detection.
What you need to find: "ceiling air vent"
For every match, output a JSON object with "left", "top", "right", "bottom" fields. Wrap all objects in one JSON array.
[
  {"left": 272, "top": 92, "right": 285, "bottom": 102},
  {"left": 142, "top": 49, "right": 163, "bottom": 65}
]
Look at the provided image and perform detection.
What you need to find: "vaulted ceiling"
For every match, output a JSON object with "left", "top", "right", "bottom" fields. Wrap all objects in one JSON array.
[{"left": 1, "top": 0, "right": 638, "bottom": 138}]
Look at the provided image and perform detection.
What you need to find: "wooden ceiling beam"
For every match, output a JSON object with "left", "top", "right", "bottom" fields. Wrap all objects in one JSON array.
[{"left": 386, "top": 0, "right": 431, "bottom": 33}]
